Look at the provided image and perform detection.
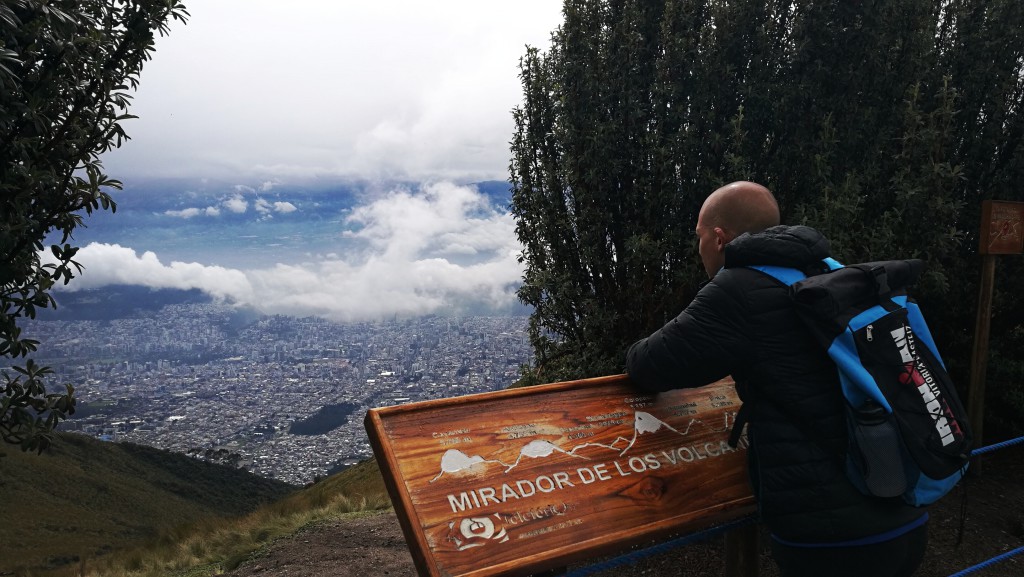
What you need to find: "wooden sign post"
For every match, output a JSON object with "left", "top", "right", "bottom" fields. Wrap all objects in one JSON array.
[
  {"left": 969, "top": 200, "right": 1024, "bottom": 447},
  {"left": 365, "top": 375, "right": 754, "bottom": 577}
]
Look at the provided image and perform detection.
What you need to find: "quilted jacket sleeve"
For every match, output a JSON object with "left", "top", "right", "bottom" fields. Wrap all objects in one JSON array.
[{"left": 625, "top": 273, "right": 753, "bottom": 392}]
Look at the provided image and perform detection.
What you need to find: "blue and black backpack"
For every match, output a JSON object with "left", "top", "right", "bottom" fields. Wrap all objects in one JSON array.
[{"left": 739, "top": 258, "right": 973, "bottom": 506}]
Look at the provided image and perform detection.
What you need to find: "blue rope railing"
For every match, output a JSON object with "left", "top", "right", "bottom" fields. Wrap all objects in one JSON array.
[
  {"left": 558, "top": 435, "right": 1024, "bottom": 577},
  {"left": 969, "top": 434, "right": 1024, "bottom": 456},
  {"left": 941, "top": 435, "right": 1024, "bottom": 577},
  {"left": 948, "top": 545, "right": 1024, "bottom": 577}
]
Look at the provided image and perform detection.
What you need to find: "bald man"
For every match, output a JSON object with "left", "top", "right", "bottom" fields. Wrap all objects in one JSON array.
[
  {"left": 694, "top": 181, "right": 781, "bottom": 277},
  {"left": 626, "top": 182, "right": 928, "bottom": 577}
]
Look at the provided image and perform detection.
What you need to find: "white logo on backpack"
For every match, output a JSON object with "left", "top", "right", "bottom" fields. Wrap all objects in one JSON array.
[{"left": 891, "top": 325, "right": 957, "bottom": 447}]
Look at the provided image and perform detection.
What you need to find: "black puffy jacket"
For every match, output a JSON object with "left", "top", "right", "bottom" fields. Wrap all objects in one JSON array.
[{"left": 625, "top": 225, "right": 925, "bottom": 543}]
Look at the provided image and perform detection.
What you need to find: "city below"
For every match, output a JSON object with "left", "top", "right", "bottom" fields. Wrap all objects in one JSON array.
[{"left": 20, "top": 294, "right": 534, "bottom": 486}]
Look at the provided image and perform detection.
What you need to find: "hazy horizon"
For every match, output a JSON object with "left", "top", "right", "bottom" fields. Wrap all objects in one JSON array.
[{"left": 49, "top": 178, "right": 529, "bottom": 321}]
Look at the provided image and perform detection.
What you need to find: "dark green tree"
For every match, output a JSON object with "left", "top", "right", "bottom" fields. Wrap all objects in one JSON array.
[
  {"left": 510, "top": 0, "right": 1024, "bottom": 412},
  {"left": 1, "top": 0, "right": 188, "bottom": 452}
]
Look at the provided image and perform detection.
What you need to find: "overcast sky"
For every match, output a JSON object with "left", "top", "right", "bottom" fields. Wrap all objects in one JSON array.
[
  {"left": 103, "top": 0, "right": 563, "bottom": 182},
  {"left": 60, "top": 2, "right": 565, "bottom": 320}
]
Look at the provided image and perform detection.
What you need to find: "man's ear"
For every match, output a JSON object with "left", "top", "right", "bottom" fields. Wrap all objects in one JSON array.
[{"left": 713, "top": 227, "right": 729, "bottom": 250}]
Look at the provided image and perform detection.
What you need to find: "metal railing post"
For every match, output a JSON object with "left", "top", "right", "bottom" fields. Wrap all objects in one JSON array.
[{"left": 725, "top": 523, "right": 759, "bottom": 577}]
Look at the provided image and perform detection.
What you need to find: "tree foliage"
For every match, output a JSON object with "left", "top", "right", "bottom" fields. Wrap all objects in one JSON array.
[
  {"left": 0, "top": 0, "right": 188, "bottom": 452},
  {"left": 510, "top": 0, "right": 1024, "bottom": 407}
]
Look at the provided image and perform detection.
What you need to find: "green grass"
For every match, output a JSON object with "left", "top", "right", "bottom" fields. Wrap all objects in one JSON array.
[
  {"left": 62, "top": 459, "right": 391, "bottom": 577},
  {"left": 1, "top": 432, "right": 392, "bottom": 577},
  {"left": 0, "top": 432, "right": 296, "bottom": 576}
]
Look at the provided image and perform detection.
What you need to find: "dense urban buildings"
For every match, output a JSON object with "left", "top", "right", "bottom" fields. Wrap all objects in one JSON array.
[{"left": 22, "top": 304, "right": 533, "bottom": 485}]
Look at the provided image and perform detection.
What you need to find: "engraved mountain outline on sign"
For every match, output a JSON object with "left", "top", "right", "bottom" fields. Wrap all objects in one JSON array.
[
  {"left": 430, "top": 450, "right": 510, "bottom": 483},
  {"left": 428, "top": 409, "right": 735, "bottom": 481},
  {"left": 566, "top": 411, "right": 702, "bottom": 457},
  {"left": 503, "top": 439, "right": 589, "bottom": 472}
]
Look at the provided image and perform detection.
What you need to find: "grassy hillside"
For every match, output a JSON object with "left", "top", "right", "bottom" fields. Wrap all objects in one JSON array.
[
  {"left": 65, "top": 457, "right": 391, "bottom": 577},
  {"left": 0, "top": 432, "right": 296, "bottom": 576}
]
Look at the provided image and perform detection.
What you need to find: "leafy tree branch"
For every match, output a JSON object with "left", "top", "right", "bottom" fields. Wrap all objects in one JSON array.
[{"left": 0, "top": 0, "right": 189, "bottom": 453}]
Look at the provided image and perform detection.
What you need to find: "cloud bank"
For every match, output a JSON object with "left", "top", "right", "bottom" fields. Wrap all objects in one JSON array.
[{"left": 48, "top": 183, "right": 525, "bottom": 321}]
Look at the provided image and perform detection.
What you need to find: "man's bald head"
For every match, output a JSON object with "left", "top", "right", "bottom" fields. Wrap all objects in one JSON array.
[
  {"left": 698, "top": 181, "right": 780, "bottom": 237},
  {"left": 694, "top": 181, "right": 780, "bottom": 277}
]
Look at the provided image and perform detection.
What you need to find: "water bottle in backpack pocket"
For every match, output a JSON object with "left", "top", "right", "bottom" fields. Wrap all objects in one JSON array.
[{"left": 847, "top": 400, "right": 908, "bottom": 499}]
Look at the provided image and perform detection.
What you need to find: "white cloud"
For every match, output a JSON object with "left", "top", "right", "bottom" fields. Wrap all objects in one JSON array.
[
  {"left": 223, "top": 195, "right": 248, "bottom": 213},
  {"left": 49, "top": 183, "right": 525, "bottom": 321},
  {"left": 345, "top": 182, "right": 514, "bottom": 260},
  {"left": 165, "top": 208, "right": 202, "bottom": 218},
  {"left": 252, "top": 198, "right": 294, "bottom": 216},
  {"left": 166, "top": 205, "right": 224, "bottom": 218},
  {"left": 50, "top": 244, "right": 255, "bottom": 304}
]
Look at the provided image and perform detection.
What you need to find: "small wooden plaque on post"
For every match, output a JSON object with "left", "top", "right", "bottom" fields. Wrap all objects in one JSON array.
[
  {"left": 979, "top": 200, "right": 1024, "bottom": 255},
  {"left": 364, "top": 375, "right": 754, "bottom": 577}
]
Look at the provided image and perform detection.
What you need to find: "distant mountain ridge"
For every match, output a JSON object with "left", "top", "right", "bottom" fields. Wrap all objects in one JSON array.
[
  {"left": 44, "top": 285, "right": 213, "bottom": 320},
  {"left": 0, "top": 432, "right": 296, "bottom": 575},
  {"left": 39, "top": 285, "right": 264, "bottom": 327}
]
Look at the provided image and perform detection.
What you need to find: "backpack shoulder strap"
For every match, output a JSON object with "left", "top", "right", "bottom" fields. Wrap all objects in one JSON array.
[
  {"left": 823, "top": 257, "right": 844, "bottom": 271},
  {"left": 748, "top": 265, "right": 805, "bottom": 286},
  {"left": 748, "top": 258, "right": 844, "bottom": 287}
]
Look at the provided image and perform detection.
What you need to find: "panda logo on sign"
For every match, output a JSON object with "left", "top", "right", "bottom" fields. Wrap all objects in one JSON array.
[{"left": 446, "top": 514, "right": 509, "bottom": 551}]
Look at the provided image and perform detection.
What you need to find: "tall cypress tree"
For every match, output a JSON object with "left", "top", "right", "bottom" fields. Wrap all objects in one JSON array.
[{"left": 510, "top": 0, "right": 1024, "bottom": 409}]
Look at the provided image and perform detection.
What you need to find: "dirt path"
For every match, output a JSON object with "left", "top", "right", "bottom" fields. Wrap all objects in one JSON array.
[{"left": 225, "top": 449, "right": 1023, "bottom": 577}]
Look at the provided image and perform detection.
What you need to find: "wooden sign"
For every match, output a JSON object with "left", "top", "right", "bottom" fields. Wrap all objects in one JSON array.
[
  {"left": 364, "top": 375, "right": 754, "bottom": 577},
  {"left": 980, "top": 200, "right": 1024, "bottom": 254}
]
